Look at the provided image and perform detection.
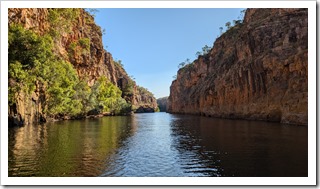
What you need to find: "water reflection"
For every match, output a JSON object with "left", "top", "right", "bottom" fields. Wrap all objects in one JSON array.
[
  {"left": 9, "top": 116, "right": 133, "bottom": 176},
  {"left": 170, "top": 114, "right": 308, "bottom": 177},
  {"left": 9, "top": 113, "right": 308, "bottom": 177}
]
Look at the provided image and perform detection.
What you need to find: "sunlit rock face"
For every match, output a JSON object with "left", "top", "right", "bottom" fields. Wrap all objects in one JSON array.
[
  {"left": 168, "top": 8, "right": 308, "bottom": 125},
  {"left": 8, "top": 8, "right": 157, "bottom": 125}
]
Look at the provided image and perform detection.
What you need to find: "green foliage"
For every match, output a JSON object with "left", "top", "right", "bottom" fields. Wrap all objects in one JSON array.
[
  {"left": 74, "top": 79, "right": 92, "bottom": 114},
  {"left": 202, "top": 45, "right": 211, "bottom": 55},
  {"left": 87, "top": 8, "right": 99, "bottom": 18},
  {"left": 239, "top": 9, "right": 246, "bottom": 20},
  {"left": 68, "top": 37, "right": 90, "bottom": 57},
  {"left": 137, "top": 86, "right": 154, "bottom": 97},
  {"left": 181, "top": 62, "right": 194, "bottom": 72},
  {"left": 123, "top": 79, "right": 135, "bottom": 96},
  {"left": 219, "top": 27, "right": 223, "bottom": 34},
  {"left": 178, "top": 62, "right": 186, "bottom": 69},
  {"left": 220, "top": 9, "right": 246, "bottom": 36},
  {"left": 9, "top": 24, "right": 53, "bottom": 68},
  {"left": 48, "top": 8, "right": 80, "bottom": 38},
  {"left": 195, "top": 51, "right": 201, "bottom": 58},
  {"left": 91, "top": 76, "right": 131, "bottom": 114},
  {"left": 9, "top": 61, "right": 28, "bottom": 82},
  {"left": 102, "top": 28, "right": 106, "bottom": 35},
  {"left": 79, "top": 38, "right": 90, "bottom": 51},
  {"left": 112, "top": 98, "right": 132, "bottom": 114},
  {"left": 8, "top": 24, "right": 53, "bottom": 104},
  {"left": 8, "top": 24, "right": 84, "bottom": 117},
  {"left": 113, "top": 59, "right": 124, "bottom": 68},
  {"left": 69, "top": 42, "right": 78, "bottom": 52},
  {"left": 225, "top": 21, "right": 231, "bottom": 29},
  {"left": 9, "top": 12, "right": 133, "bottom": 119},
  {"left": 178, "top": 58, "right": 193, "bottom": 69},
  {"left": 233, "top": 19, "right": 242, "bottom": 26},
  {"left": 44, "top": 60, "right": 82, "bottom": 116},
  {"left": 194, "top": 45, "right": 211, "bottom": 58}
]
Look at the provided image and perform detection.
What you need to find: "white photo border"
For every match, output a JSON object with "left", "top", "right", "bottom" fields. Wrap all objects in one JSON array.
[{"left": 0, "top": 0, "right": 316, "bottom": 186}]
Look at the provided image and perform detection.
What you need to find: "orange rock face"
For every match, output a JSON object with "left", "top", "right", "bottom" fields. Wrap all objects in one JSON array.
[
  {"left": 168, "top": 8, "right": 308, "bottom": 125},
  {"left": 8, "top": 8, "right": 157, "bottom": 125}
]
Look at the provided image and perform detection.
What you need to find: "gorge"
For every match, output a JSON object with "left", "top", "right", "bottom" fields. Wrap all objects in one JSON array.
[
  {"left": 6, "top": 7, "right": 309, "bottom": 178},
  {"left": 8, "top": 8, "right": 158, "bottom": 126},
  {"left": 168, "top": 8, "right": 308, "bottom": 125}
]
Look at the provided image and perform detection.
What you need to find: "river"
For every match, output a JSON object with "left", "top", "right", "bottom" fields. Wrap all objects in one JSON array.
[{"left": 8, "top": 112, "right": 308, "bottom": 177}]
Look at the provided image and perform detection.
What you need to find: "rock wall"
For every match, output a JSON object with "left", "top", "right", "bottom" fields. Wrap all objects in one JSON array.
[
  {"left": 168, "top": 8, "right": 308, "bottom": 125},
  {"left": 157, "top": 97, "right": 168, "bottom": 112},
  {"left": 8, "top": 8, "right": 157, "bottom": 125}
]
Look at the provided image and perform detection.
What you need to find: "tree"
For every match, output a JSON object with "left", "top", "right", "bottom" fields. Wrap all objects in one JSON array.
[
  {"left": 48, "top": 9, "right": 80, "bottom": 38},
  {"left": 202, "top": 45, "right": 211, "bottom": 55},
  {"left": 239, "top": 9, "right": 246, "bottom": 20},
  {"left": 8, "top": 24, "right": 53, "bottom": 104},
  {"left": 225, "top": 21, "right": 231, "bottom": 29},
  {"left": 90, "top": 76, "right": 131, "bottom": 114},
  {"left": 114, "top": 59, "right": 124, "bottom": 68},
  {"left": 88, "top": 8, "right": 99, "bottom": 18},
  {"left": 178, "top": 62, "right": 185, "bottom": 69},
  {"left": 44, "top": 60, "right": 82, "bottom": 116},
  {"left": 74, "top": 79, "right": 92, "bottom": 114},
  {"left": 219, "top": 27, "right": 223, "bottom": 35},
  {"left": 123, "top": 79, "right": 135, "bottom": 96},
  {"left": 195, "top": 51, "right": 201, "bottom": 58},
  {"left": 233, "top": 19, "right": 242, "bottom": 26},
  {"left": 9, "top": 24, "right": 89, "bottom": 117},
  {"left": 185, "top": 58, "right": 191, "bottom": 64}
]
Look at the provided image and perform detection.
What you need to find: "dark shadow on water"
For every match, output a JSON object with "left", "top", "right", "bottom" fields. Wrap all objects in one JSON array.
[
  {"left": 8, "top": 113, "right": 307, "bottom": 177},
  {"left": 169, "top": 114, "right": 308, "bottom": 177}
]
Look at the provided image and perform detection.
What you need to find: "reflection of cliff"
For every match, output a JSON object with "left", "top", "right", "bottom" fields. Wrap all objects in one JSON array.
[
  {"left": 8, "top": 117, "right": 134, "bottom": 176},
  {"left": 170, "top": 115, "right": 308, "bottom": 176},
  {"left": 168, "top": 9, "right": 308, "bottom": 125}
]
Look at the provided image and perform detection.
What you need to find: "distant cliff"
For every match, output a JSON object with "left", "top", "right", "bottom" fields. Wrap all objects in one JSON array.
[
  {"left": 168, "top": 9, "right": 308, "bottom": 125},
  {"left": 8, "top": 8, "right": 157, "bottom": 126},
  {"left": 157, "top": 97, "right": 168, "bottom": 112}
]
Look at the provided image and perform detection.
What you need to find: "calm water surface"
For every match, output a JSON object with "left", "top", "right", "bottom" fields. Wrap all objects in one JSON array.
[{"left": 8, "top": 113, "right": 307, "bottom": 177}]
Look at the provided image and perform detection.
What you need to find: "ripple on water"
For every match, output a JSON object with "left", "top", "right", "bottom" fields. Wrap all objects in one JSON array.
[{"left": 9, "top": 113, "right": 308, "bottom": 177}]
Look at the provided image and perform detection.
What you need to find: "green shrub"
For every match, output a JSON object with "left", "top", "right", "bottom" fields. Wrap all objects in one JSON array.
[
  {"left": 79, "top": 38, "right": 90, "bottom": 50},
  {"left": 8, "top": 13, "right": 132, "bottom": 118},
  {"left": 8, "top": 24, "right": 53, "bottom": 104},
  {"left": 68, "top": 41, "right": 78, "bottom": 52},
  {"left": 44, "top": 60, "right": 82, "bottom": 116},
  {"left": 90, "top": 76, "right": 131, "bottom": 114},
  {"left": 8, "top": 24, "right": 83, "bottom": 117},
  {"left": 113, "top": 60, "right": 124, "bottom": 68},
  {"left": 48, "top": 8, "right": 80, "bottom": 38},
  {"left": 123, "top": 79, "right": 134, "bottom": 96}
]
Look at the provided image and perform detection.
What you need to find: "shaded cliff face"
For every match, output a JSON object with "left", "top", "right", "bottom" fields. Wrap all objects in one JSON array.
[
  {"left": 157, "top": 97, "right": 168, "bottom": 112},
  {"left": 168, "top": 8, "right": 307, "bottom": 125},
  {"left": 8, "top": 8, "right": 157, "bottom": 125}
]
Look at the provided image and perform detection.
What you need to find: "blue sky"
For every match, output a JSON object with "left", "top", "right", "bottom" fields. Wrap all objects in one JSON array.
[{"left": 94, "top": 8, "right": 244, "bottom": 98}]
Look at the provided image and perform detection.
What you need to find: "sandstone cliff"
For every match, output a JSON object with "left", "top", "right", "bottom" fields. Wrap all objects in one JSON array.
[
  {"left": 8, "top": 8, "right": 157, "bottom": 126},
  {"left": 168, "top": 8, "right": 308, "bottom": 125}
]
